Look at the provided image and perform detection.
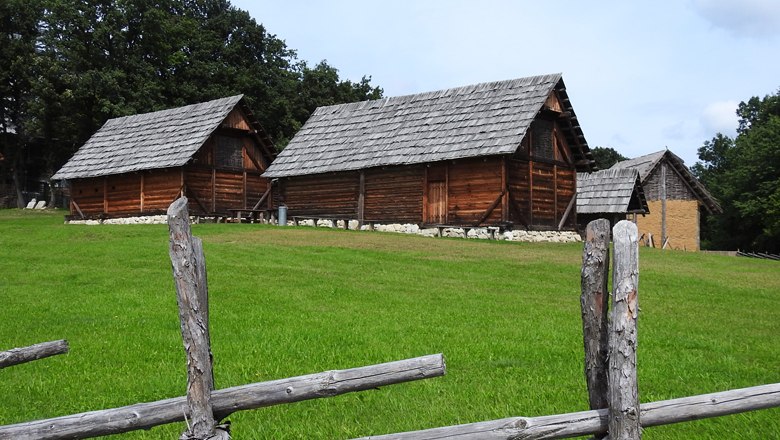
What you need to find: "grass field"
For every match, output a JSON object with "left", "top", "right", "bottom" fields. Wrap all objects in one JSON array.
[{"left": 1, "top": 209, "right": 778, "bottom": 439}]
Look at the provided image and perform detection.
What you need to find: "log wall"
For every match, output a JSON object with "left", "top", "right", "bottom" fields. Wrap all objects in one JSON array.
[
  {"left": 282, "top": 172, "right": 360, "bottom": 217},
  {"left": 70, "top": 169, "right": 182, "bottom": 216},
  {"left": 364, "top": 166, "right": 423, "bottom": 222},
  {"left": 512, "top": 162, "right": 576, "bottom": 229},
  {"left": 447, "top": 158, "right": 503, "bottom": 224}
]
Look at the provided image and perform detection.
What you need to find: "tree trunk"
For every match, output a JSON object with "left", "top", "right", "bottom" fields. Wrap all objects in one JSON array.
[{"left": 11, "top": 160, "right": 24, "bottom": 208}]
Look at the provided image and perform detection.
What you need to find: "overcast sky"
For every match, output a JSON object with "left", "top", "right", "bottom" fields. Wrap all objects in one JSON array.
[{"left": 231, "top": 0, "right": 780, "bottom": 165}]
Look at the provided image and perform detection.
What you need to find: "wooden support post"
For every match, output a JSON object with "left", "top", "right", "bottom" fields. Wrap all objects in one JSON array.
[
  {"left": 102, "top": 177, "right": 108, "bottom": 215},
  {"left": 501, "top": 157, "right": 508, "bottom": 223},
  {"left": 557, "top": 194, "right": 576, "bottom": 231},
  {"left": 358, "top": 170, "right": 365, "bottom": 227},
  {"left": 140, "top": 173, "right": 145, "bottom": 212},
  {"left": 347, "top": 382, "right": 780, "bottom": 440},
  {"left": 660, "top": 162, "right": 667, "bottom": 246},
  {"left": 0, "top": 354, "right": 446, "bottom": 440},
  {"left": 71, "top": 199, "right": 85, "bottom": 219},
  {"left": 251, "top": 186, "right": 272, "bottom": 211},
  {"left": 609, "top": 220, "right": 641, "bottom": 439},
  {"left": 580, "top": 219, "right": 610, "bottom": 424},
  {"left": 475, "top": 191, "right": 504, "bottom": 226},
  {"left": 167, "top": 197, "right": 219, "bottom": 440},
  {"left": 0, "top": 340, "right": 69, "bottom": 369}
]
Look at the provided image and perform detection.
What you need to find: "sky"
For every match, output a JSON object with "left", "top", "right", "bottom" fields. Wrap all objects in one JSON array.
[{"left": 230, "top": 0, "right": 780, "bottom": 166}]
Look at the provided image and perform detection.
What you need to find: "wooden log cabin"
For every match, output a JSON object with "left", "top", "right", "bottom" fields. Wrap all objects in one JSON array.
[
  {"left": 263, "top": 73, "right": 595, "bottom": 229},
  {"left": 52, "top": 95, "right": 276, "bottom": 219},
  {"left": 610, "top": 150, "right": 722, "bottom": 250}
]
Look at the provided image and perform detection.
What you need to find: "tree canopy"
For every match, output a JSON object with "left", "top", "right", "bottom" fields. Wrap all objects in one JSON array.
[
  {"left": 1, "top": 0, "right": 382, "bottom": 206},
  {"left": 692, "top": 89, "right": 780, "bottom": 252},
  {"left": 590, "top": 146, "right": 628, "bottom": 170}
]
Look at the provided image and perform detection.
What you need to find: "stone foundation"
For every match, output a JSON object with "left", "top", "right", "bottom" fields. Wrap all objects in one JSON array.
[
  {"left": 67, "top": 215, "right": 196, "bottom": 225},
  {"left": 66, "top": 215, "right": 582, "bottom": 244},
  {"left": 289, "top": 219, "right": 581, "bottom": 243}
]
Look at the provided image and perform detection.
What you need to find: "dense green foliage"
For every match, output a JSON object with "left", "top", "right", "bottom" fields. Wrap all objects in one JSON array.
[
  {"left": 590, "top": 146, "right": 628, "bottom": 170},
  {"left": 693, "top": 90, "right": 780, "bottom": 252},
  {"left": 1, "top": 210, "right": 778, "bottom": 439},
  {"left": 0, "top": 0, "right": 382, "bottom": 204}
]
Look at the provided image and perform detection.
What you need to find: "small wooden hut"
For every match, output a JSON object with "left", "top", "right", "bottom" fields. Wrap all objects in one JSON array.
[
  {"left": 576, "top": 168, "right": 648, "bottom": 227},
  {"left": 52, "top": 95, "right": 276, "bottom": 219},
  {"left": 263, "top": 73, "right": 594, "bottom": 230},
  {"left": 610, "top": 150, "right": 721, "bottom": 250}
]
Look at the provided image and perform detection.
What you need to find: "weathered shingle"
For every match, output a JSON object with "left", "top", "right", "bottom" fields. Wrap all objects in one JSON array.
[
  {"left": 52, "top": 95, "right": 244, "bottom": 180},
  {"left": 264, "top": 73, "right": 590, "bottom": 178},
  {"left": 577, "top": 168, "right": 648, "bottom": 214}
]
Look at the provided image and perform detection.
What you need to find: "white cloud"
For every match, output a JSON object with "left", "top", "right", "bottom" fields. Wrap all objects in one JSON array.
[
  {"left": 701, "top": 100, "right": 739, "bottom": 135},
  {"left": 691, "top": 0, "right": 780, "bottom": 37}
]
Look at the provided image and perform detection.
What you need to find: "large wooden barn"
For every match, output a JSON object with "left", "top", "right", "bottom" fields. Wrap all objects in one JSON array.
[
  {"left": 263, "top": 73, "right": 594, "bottom": 230},
  {"left": 610, "top": 150, "right": 721, "bottom": 250},
  {"left": 52, "top": 95, "right": 276, "bottom": 219}
]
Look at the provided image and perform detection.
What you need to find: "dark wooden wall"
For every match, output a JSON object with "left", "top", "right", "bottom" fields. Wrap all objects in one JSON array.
[
  {"left": 642, "top": 162, "right": 696, "bottom": 201},
  {"left": 447, "top": 158, "right": 503, "bottom": 225},
  {"left": 506, "top": 116, "right": 577, "bottom": 230},
  {"left": 364, "top": 166, "right": 423, "bottom": 223},
  {"left": 70, "top": 169, "right": 183, "bottom": 216}
]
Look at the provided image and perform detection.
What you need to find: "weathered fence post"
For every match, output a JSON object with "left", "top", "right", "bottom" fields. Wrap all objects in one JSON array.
[
  {"left": 608, "top": 220, "right": 640, "bottom": 439},
  {"left": 168, "top": 197, "right": 224, "bottom": 439},
  {"left": 0, "top": 340, "right": 69, "bottom": 369},
  {"left": 581, "top": 219, "right": 610, "bottom": 439}
]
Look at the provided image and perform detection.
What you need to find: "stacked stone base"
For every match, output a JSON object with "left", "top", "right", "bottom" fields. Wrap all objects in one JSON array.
[
  {"left": 66, "top": 215, "right": 581, "bottom": 244},
  {"left": 290, "top": 219, "right": 581, "bottom": 243}
]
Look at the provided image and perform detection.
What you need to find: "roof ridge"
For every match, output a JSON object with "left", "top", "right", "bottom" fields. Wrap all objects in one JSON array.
[
  {"left": 105, "top": 95, "right": 244, "bottom": 125},
  {"left": 313, "top": 73, "right": 562, "bottom": 114}
]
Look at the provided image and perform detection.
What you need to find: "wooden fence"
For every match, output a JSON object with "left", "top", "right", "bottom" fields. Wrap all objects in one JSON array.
[
  {"left": 346, "top": 219, "right": 780, "bottom": 439},
  {"left": 1, "top": 212, "right": 778, "bottom": 439}
]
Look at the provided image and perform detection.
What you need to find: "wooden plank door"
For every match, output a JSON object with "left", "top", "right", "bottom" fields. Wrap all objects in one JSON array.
[{"left": 426, "top": 181, "right": 446, "bottom": 224}]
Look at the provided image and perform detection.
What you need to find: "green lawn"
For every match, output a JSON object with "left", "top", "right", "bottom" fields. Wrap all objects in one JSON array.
[{"left": 1, "top": 209, "right": 778, "bottom": 439}]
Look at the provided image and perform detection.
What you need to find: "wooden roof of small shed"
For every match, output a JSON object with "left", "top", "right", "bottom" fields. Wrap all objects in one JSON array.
[
  {"left": 577, "top": 168, "right": 648, "bottom": 214},
  {"left": 610, "top": 150, "right": 722, "bottom": 214},
  {"left": 52, "top": 95, "right": 274, "bottom": 180},
  {"left": 264, "top": 73, "right": 593, "bottom": 178}
]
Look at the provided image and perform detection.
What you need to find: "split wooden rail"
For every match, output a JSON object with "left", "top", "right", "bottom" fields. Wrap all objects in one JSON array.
[{"left": 0, "top": 340, "right": 69, "bottom": 369}]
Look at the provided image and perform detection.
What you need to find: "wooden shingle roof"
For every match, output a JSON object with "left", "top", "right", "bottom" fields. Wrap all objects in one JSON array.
[
  {"left": 264, "top": 73, "right": 593, "bottom": 178},
  {"left": 610, "top": 150, "right": 722, "bottom": 214},
  {"left": 577, "top": 168, "right": 648, "bottom": 214},
  {"left": 53, "top": 95, "right": 254, "bottom": 180}
]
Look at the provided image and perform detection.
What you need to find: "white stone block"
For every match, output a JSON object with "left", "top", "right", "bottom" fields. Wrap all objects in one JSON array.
[
  {"left": 34, "top": 200, "right": 46, "bottom": 209},
  {"left": 420, "top": 228, "right": 439, "bottom": 237},
  {"left": 25, "top": 198, "right": 36, "bottom": 209}
]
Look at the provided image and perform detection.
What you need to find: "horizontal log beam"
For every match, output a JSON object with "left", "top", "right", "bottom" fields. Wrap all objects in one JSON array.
[
  {"left": 351, "top": 382, "right": 780, "bottom": 439},
  {"left": 0, "top": 340, "right": 69, "bottom": 369},
  {"left": 0, "top": 353, "right": 445, "bottom": 440}
]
